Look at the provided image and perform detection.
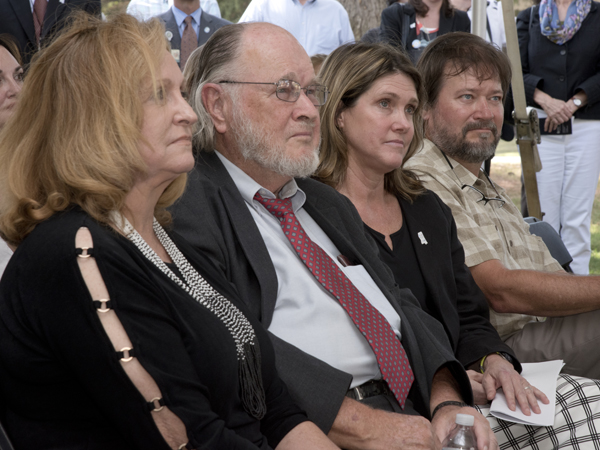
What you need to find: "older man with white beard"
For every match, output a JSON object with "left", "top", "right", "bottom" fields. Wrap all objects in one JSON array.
[{"left": 169, "top": 22, "right": 499, "bottom": 450}]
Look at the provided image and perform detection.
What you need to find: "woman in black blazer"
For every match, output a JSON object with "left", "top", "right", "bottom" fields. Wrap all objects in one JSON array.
[
  {"left": 380, "top": 0, "right": 470, "bottom": 63},
  {"left": 517, "top": 0, "right": 600, "bottom": 274}
]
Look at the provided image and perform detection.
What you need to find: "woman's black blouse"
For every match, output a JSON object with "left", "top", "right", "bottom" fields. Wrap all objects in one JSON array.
[
  {"left": 0, "top": 209, "right": 307, "bottom": 450},
  {"left": 364, "top": 223, "right": 429, "bottom": 314}
]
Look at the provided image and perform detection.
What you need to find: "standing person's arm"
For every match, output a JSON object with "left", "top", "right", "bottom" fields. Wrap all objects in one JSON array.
[
  {"left": 238, "top": 0, "right": 263, "bottom": 23},
  {"left": 516, "top": 7, "right": 572, "bottom": 131}
]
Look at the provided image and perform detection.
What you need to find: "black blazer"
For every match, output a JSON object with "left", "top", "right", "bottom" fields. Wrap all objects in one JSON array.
[
  {"left": 517, "top": 3, "right": 600, "bottom": 120},
  {"left": 381, "top": 2, "right": 471, "bottom": 64},
  {"left": 395, "top": 191, "right": 519, "bottom": 370},
  {"left": 0, "top": 0, "right": 101, "bottom": 66},
  {"left": 169, "top": 150, "right": 472, "bottom": 432}
]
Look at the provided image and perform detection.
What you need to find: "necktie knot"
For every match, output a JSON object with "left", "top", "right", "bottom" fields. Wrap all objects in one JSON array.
[
  {"left": 184, "top": 15, "right": 193, "bottom": 26},
  {"left": 254, "top": 193, "right": 293, "bottom": 220}
]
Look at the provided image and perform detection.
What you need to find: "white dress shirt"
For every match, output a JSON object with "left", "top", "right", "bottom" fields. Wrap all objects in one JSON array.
[
  {"left": 216, "top": 151, "right": 402, "bottom": 388},
  {"left": 126, "top": 0, "right": 221, "bottom": 20},
  {"left": 238, "top": 0, "right": 355, "bottom": 56}
]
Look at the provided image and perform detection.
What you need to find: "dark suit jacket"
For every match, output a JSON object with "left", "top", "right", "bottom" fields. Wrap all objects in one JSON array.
[
  {"left": 0, "top": 0, "right": 101, "bottom": 66},
  {"left": 393, "top": 192, "right": 520, "bottom": 370},
  {"left": 517, "top": 3, "right": 600, "bottom": 120},
  {"left": 380, "top": 2, "right": 470, "bottom": 64},
  {"left": 169, "top": 150, "right": 472, "bottom": 433},
  {"left": 157, "top": 8, "right": 230, "bottom": 69}
]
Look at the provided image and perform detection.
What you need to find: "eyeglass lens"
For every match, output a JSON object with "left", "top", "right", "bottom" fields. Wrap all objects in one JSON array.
[{"left": 276, "top": 80, "right": 328, "bottom": 106}]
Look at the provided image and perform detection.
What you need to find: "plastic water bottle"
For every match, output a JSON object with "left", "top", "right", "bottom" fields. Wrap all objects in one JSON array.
[{"left": 442, "top": 413, "right": 476, "bottom": 450}]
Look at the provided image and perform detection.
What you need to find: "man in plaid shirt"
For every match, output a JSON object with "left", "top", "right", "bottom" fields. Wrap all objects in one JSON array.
[{"left": 405, "top": 32, "right": 600, "bottom": 380}]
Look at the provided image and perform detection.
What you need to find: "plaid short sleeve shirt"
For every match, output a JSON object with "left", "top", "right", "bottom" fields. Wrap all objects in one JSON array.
[{"left": 405, "top": 140, "right": 563, "bottom": 338}]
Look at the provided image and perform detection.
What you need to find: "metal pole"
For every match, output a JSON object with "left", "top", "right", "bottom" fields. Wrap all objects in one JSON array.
[
  {"left": 471, "top": 0, "right": 487, "bottom": 38},
  {"left": 501, "top": 0, "right": 543, "bottom": 219}
]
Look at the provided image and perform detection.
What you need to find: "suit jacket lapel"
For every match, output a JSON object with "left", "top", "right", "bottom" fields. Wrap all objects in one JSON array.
[
  {"left": 301, "top": 195, "right": 364, "bottom": 265},
  {"left": 400, "top": 198, "right": 441, "bottom": 282},
  {"left": 400, "top": 197, "right": 459, "bottom": 348},
  {"left": 198, "top": 12, "right": 213, "bottom": 45},
  {"left": 202, "top": 152, "right": 280, "bottom": 326},
  {"left": 42, "top": 0, "right": 62, "bottom": 39},
  {"left": 438, "top": 4, "right": 454, "bottom": 35},
  {"left": 165, "top": 9, "right": 181, "bottom": 51},
  {"left": 9, "top": 0, "right": 36, "bottom": 46}
]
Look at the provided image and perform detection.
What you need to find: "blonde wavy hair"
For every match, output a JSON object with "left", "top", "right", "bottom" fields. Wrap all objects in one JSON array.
[
  {"left": 316, "top": 42, "right": 426, "bottom": 202},
  {"left": 0, "top": 13, "right": 184, "bottom": 246}
]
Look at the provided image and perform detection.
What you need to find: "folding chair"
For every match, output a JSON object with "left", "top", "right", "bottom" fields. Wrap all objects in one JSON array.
[{"left": 524, "top": 216, "right": 573, "bottom": 273}]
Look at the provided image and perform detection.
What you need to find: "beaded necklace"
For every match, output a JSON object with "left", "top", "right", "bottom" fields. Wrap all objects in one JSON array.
[{"left": 119, "top": 215, "right": 266, "bottom": 419}]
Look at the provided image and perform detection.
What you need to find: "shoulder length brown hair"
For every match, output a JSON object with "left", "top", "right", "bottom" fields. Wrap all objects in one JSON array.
[
  {"left": 0, "top": 13, "right": 179, "bottom": 246},
  {"left": 316, "top": 42, "right": 426, "bottom": 202}
]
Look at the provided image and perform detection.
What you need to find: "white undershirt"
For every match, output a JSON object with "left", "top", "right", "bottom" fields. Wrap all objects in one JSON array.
[{"left": 216, "top": 151, "right": 402, "bottom": 387}]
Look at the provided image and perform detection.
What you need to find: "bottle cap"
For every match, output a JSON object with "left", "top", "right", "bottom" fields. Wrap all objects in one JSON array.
[{"left": 455, "top": 414, "right": 474, "bottom": 426}]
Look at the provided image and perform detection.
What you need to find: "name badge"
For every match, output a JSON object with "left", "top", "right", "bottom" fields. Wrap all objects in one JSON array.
[{"left": 171, "top": 49, "right": 180, "bottom": 63}]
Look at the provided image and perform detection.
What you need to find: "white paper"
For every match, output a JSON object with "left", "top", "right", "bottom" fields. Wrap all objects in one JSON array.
[{"left": 489, "top": 360, "right": 563, "bottom": 426}]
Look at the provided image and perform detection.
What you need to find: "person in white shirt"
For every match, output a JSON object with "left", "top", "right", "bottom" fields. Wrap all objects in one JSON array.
[
  {"left": 238, "top": 0, "right": 354, "bottom": 55},
  {"left": 451, "top": 0, "right": 506, "bottom": 49}
]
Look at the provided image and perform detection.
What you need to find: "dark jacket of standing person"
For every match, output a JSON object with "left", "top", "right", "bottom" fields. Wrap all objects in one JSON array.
[
  {"left": 380, "top": 1, "right": 470, "bottom": 63},
  {"left": 0, "top": 0, "right": 101, "bottom": 66}
]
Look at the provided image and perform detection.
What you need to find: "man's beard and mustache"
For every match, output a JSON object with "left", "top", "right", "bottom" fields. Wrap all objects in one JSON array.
[
  {"left": 428, "top": 118, "right": 500, "bottom": 164},
  {"left": 230, "top": 104, "right": 320, "bottom": 178}
]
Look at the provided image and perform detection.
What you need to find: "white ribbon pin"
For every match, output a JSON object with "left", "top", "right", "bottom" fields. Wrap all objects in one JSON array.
[{"left": 417, "top": 232, "right": 428, "bottom": 245}]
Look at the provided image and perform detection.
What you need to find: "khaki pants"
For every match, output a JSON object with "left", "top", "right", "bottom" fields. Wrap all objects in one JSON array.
[{"left": 505, "top": 309, "right": 600, "bottom": 378}]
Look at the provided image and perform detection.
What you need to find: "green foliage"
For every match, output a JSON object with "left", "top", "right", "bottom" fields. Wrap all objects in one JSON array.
[
  {"left": 219, "top": 0, "right": 251, "bottom": 22},
  {"left": 101, "top": 0, "right": 127, "bottom": 18}
]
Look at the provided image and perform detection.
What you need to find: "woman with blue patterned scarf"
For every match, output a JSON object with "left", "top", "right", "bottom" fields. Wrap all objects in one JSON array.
[{"left": 517, "top": 0, "right": 600, "bottom": 275}]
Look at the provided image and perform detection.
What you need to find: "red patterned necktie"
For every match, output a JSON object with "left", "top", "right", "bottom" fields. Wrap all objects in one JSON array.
[
  {"left": 180, "top": 16, "right": 197, "bottom": 70},
  {"left": 33, "top": 0, "right": 47, "bottom": 45},
  {"left": 254, "top": 193, "right": 414, "bottom": 408}
]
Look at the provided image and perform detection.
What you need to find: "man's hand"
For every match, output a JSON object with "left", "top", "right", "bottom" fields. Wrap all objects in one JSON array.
[
  {"left": 328, "top": 397, "right": 439, "bottom": 450},
  {"left": 431, "top": 405, "right": 497, "bottom": 450},
  {"left": 470, "top": 355, "right": 549, "bottom": 415}
]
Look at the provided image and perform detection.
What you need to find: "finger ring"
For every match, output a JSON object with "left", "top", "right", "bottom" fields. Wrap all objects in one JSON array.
[{"left": 523, "top": 386, "right": 531, "bottom": 390}]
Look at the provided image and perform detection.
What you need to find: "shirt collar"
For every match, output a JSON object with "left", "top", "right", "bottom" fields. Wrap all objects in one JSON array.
[
  {"left": 424, "top": 139, "right": 482, "bottom": 187},
  {"left": 290, "top": 0, "right": 317, "bottom": 4},
  {"left": 215, "top": 150, "right": 307, "bottom": 212},
  {"left": 172, "top": 4, "right": 202, "bottom": 27}
]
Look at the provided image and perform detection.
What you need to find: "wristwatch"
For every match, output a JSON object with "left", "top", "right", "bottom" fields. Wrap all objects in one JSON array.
[
  {"left": 572, "top": 97, "right": 583, "bottom": 107},
  {"left": 496, "top": 351, "right": 515, "bottom": 366}
]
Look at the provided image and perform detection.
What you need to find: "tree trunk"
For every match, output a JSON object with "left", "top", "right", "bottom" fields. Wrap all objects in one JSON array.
[{"left": 337, "top": 0, "right": 388, "bottom": 41}]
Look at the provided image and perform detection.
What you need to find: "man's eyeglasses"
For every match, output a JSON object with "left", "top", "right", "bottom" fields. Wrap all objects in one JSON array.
[
  {"left": 219, "top": 79, "right": 329, "bottom": 106},
  {"left": 461, "top": 182, "right": 506, "bottom": 207},
  {"left": 439, "top": 148, "right": 505, "bottom": 208}
]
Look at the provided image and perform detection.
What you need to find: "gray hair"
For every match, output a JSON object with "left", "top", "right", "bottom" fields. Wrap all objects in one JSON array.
[{"left": 184, "top": 23, "right": 249, "bottom": 151}]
